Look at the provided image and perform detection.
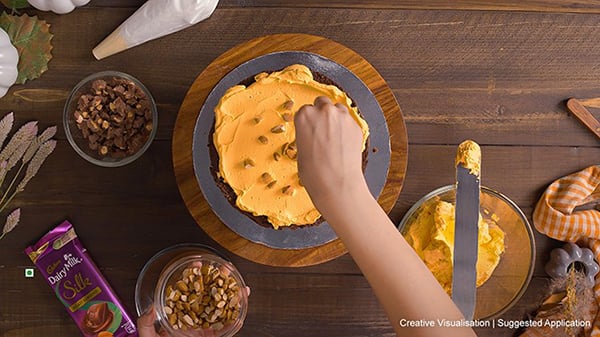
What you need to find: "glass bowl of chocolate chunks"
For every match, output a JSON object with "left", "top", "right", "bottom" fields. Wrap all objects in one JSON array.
[{"left": 63, "top": 71, "right": 157, "bottom": 167}]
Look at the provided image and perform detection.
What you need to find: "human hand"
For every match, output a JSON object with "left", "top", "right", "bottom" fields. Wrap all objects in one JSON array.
[
  {"left": 294, "top": 96, "right": 368, "bottom": 210},
  {"left": 137, "top": 309, "right": 216, "bottom": 337},
  {"left": 138, "top": 309, "right": 167, "bottom": 337}
]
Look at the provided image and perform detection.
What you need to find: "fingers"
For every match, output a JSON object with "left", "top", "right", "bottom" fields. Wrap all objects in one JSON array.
[
  {"left": 137, "top": 309, "right": 159, "bottom": 337},
  {"left": 158, "top": 328, "right": 170, "bottom": 337},
  {"left": 314, "top": 95, "right": 333, "bottom": 108},
  {"left": 334, "top": 103, "right": 349, "bottom": 114},
  {"left": 295, "top": 96, "right": 347, "bottom": 125},
  {"left": 296, "top": 103, "right": 313, "bottom": 117},
  {"left": 315, "top": 96, "right": 349, "bottom": 115}
]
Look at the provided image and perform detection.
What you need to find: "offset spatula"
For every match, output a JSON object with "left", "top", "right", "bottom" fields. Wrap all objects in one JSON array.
[{"left": 452, "top": 140, "right": 481, "bottom": 320}]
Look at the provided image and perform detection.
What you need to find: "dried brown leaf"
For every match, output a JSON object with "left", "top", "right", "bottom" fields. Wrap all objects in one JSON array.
[
  {"left": 6, "top": 123, "right": 37, "bottom": 170},
  {"left": 7, "top": 138, "right": 34, "bottom": 170},
  {"left": 38, "top": 125, "right": 57, "bottom": 143},
  {"left": 2, "top": 208, "right": 20, "bottom": 236},
  {"left": 23, "top": 125, "right": 56, "bottom": 163},
  {"left": 0, "top": 113, "right": 15, "bottom": 150},
  {"left": 0, "top": 160, "right": 8, "bottom": 186},
  {"left": 17, "top": 139, "right": 55, "bottom": 192},
  {"left": 0, "top": 13, "right": 53, "bottom": 84},
  {"left": 0, "top": 121, "right": 37, "bottom": 162},
  {"left": 22, "top": 139, "right": 39, "bottom": 165}
]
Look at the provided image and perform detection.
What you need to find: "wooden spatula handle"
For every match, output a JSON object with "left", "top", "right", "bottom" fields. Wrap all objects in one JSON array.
[{"left": 567, "top": 98, "right": 600, "bottom": 140}]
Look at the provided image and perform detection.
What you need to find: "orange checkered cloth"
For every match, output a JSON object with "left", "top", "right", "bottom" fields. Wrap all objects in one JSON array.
[{"left": 532, "top": 165, "right": 600, "bottom": 336}]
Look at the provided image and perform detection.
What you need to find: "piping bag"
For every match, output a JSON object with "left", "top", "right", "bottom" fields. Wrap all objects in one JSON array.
[{"left": 93, "top": 0, "right": 219, "bottom": 60}]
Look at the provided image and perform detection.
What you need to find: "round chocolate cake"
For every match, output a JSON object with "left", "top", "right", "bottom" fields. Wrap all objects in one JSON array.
[{"left": 210, "top": 64, "right": 370, "bottom": 230}]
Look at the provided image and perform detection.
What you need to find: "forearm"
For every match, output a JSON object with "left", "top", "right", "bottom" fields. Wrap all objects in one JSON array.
[{"left": 316, "top": 183, "right": 476, "bottom": 337}]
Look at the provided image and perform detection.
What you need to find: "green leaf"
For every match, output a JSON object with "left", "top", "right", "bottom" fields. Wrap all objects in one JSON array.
[
  {"left": 0, "top": 0, "right": 30, "bottom": 10},
  {"left": 0, "top": 13, "right": 53, "bottom": 84}
]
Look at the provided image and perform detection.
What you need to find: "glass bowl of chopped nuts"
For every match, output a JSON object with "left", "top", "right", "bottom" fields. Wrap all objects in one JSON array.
[
  {"left": 135, "top": 243, "right": 249, "bottom": 337},
  {"left": 63, "top": 70, "right": 158, "bottom": 167}
]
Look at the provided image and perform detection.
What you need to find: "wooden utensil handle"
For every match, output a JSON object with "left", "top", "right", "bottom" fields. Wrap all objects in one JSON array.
[{"left": 567, "top": 98, "right": 600, "bottom": 140}]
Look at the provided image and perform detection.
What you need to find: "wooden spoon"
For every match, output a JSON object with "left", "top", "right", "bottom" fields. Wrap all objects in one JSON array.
[{"left": 567, "top": 98, "right": 600, "bottom": 140}]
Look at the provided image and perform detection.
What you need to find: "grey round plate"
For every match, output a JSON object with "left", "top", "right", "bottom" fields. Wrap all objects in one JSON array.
[{"left": 192, "top": 51, "right": 391, "bottom": 249}]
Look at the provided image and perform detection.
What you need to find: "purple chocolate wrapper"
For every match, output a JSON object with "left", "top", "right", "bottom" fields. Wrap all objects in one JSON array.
[{"left": 25, "top": 220, "right": 138, "bottom": 337}]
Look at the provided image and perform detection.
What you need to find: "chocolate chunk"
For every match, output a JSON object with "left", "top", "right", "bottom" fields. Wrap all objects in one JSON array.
[
  {"left": 91, "top": 79, "right": 107, "bottom": 92},
  {"left": 113, "top": 85, "right": 125, "bottom": 94}
]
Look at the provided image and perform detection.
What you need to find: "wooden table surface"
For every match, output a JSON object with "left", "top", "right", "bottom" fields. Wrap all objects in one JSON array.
[{"left": 2, "top": 1, "right": 600, "bottom": 336}]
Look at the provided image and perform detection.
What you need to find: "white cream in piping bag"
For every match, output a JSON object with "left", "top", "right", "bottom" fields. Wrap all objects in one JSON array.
[{"left": 93, "top": 0, "right": 219, "bottom": 60}]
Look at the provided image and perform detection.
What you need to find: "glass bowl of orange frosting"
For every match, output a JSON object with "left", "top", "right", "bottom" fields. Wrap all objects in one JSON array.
[{"left": 398, "top": 185, "right": 535, "bottom": 320}]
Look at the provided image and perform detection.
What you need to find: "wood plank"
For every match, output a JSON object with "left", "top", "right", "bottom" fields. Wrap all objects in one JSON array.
[
  {"left": 0, "top": 143, "right": 564, "bottom": 272},
  {"left": 396, "top": 145, "right": 600, "bottom": 213},
  {"left": 0, "top": 141, "right": 581, "bottom": 232},
  {"left": 38, "top": 0, "right": 600, "bottom": 14},
  {"left": 215, "top": 0, "right": 600, "bottom": 14},
  {"left": 398, "top": 89, "right": 600, "bottom": 146},
  {"left": 0, "top": 142, "right": 573, "bottom": 274},
  {"left": 6, "top": 87, "right": 600, "bottom": 147}
]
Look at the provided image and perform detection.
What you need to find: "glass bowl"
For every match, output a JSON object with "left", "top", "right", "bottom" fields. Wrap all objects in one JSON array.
[
  {"left": 135, "top": 243, "right": 249, "bottom": 337},
  {"left": 397, "top": 185, "right": 535, "bottom": 320},
  {"left": 63, "top": 71, "right": 158, "bottom": 167}
]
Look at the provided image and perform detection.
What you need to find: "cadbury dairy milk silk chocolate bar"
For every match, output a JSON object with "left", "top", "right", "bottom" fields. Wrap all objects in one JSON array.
[{"left": 25, "top": 220, "right": 138, "bottom": 337}]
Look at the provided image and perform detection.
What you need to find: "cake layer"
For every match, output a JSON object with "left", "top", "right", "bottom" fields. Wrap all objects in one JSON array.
[{"left": 213, "top": 64, "right": 369, "bottom": 228}]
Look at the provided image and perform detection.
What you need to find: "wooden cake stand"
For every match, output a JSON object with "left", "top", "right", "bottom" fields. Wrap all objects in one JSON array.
[{"left": 173, "top": 33, "right": 408, "bottom": 267}]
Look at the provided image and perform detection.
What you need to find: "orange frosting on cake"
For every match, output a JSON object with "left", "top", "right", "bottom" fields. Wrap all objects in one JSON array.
[{"left": 213, "top": 64, "right": 369, "bottom": 228}]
